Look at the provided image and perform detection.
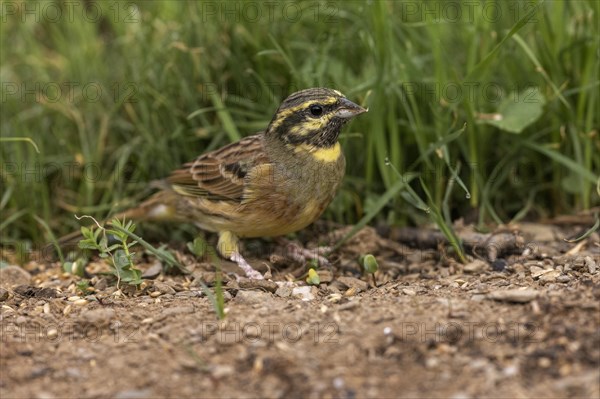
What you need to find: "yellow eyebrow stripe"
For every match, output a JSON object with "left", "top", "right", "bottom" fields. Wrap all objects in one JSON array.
[{"left": 270, "top": 97, "right": 338, "bottom": 131}]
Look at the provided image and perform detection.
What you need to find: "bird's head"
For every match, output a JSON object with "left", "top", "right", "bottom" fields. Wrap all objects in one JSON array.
[{"left": 267, "top": 88, "right": 367, "bottom": 149}]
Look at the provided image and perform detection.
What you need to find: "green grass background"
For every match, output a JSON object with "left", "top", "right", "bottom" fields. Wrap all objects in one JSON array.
[{"left": 1, "top": 0, "right": 599, "bottom": 248}]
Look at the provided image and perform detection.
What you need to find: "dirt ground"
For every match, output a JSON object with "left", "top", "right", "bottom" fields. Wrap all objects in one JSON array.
[{"left": 1, "top": 221, "right": 599, "bottom": 398}]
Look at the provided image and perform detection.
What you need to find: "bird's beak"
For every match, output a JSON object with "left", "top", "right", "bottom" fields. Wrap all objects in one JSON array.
[{"left": 335, "top": 98, "right": 368, "bottom": 119}]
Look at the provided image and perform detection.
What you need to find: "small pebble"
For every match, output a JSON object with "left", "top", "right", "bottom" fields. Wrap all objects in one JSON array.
[
  {"left": 333, "top": 377, "right": 345, "bottom": 389},
  {"left": 291, "top": 286, "right": 314, "bottom": 301},
  {"left": 235, "top": 290, "right": 273, "bottom": 305},
  {"left": 153, "top": 281, "right": 176, "bottom": 295},
  {"left": 463, "top": 260, "right": 487, "bottom": 273},
  {"left": 585, "top": 256, "right": 596, "bottom": 274},
  {"left": 275, "top": 285, "right": 293, "bottom": 298},
  {"left": 538, "top": 270, "right": 561, "bottom": 283},
  {"left": 141, "top": 262, "right": 163, "bottom": 279},
  {"left": 488, "top": 288, "right": 539, "bottom": 303},
  {"left": 538, "top": 357, "right": 551, "bottom": 368},
  {"left": 336, "top": 276, "right": 368, "bottom": 292}
]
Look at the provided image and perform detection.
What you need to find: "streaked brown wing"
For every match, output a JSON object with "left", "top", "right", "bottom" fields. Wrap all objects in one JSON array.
[{"left": 167, "top": 134, "right": 268, "bottom": 202}]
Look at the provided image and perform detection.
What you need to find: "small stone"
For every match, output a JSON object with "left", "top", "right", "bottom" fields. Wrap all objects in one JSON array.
[
  {"left": 234, "top": 290, "right": 273, "bottom": 305},
  {"left": 491, "top": 259, "right": 507, "bottom": 272},
  {"left": 153, "top": 281, "right": 176, "bottom": 295},
  {"left": 275, "top": 285, "right": 293, "bottom": 298},
  {"left": 488, "top": 288, "right": 539, "bottom": 303},
  {"left": 402, "top": 288, "right": 417, "bottom": 296},
  {"left": 425, "top": 357, "right": 439, "bottom": 368},
  {"left": 556, "top": 275, "right": 571, "bottom": 283},
  {"left": 68, "top": 296, "right": 82, "bottom": 302},
  {"left": 463, "top": 260, "right": 488, "bottom": 273},
  {"left": 538, "top": 270, "right": 561, "bottom": 283},
  {"left": 292, "top": 286, "right": 314, "bottom": 301},
  {"left": 530, "top": 266, "right": 549, "bottom": 278},
  {"left": 538, "top": 357, "right": 551, "bottom": 368},
  {"left": 0, "top": 288, "right": 9, "bottom": 301},
  {"left": 0, "top": 266, "right": 31, "bottom": 289},
  {"left": 333, "top": 377, "right": 345, "bottom": 389},
  {"left": 73, "top": 299, "right": 88, "bottom": 306},
  {"left": 317, "top": 270, "right": 333, "bottom": 283},
  {"left": 336, "top": 276, "right": 368, "bottom": 292},
  {"left": 47, "top": 329, "right": 58, "bottom": 339},
  {"left": 211, "top": 365, "right": 235, "bottom": 378},
  {"left": 141, "top": 262, "right": 163, "bottom": 279},
  {"left": 585, "top": 256, "right": 597, "bottom": 274}
]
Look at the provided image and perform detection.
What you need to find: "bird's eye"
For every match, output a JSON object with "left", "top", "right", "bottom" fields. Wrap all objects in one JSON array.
[{"left": 309, "top": 104, "right": 323, "bottom": 117}]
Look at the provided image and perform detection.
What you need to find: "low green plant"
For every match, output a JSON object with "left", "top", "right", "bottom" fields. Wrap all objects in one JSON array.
[
  {"left": 78, "top": 217, "right": 142, "bottom": 287},
  {"left": 306, "top": 268, "right": 320, "bottom": 285},
  {"left": 76, "top": 279, "right": 92, "bottom": 296},
  {"left": 360, "top": 254, "right": 379, "bottom": 287}
]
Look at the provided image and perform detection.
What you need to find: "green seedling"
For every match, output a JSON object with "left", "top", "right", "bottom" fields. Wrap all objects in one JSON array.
[
  {"left": 306, "top": 268, "right": 320, "bottom": 285},
  {"left": 62, "top": 258, "right": 86, "bottom": 277},
  {"left": 187, "top": 236, "right": 208, "bottom": 258},
  {"left": 78, "top": 217, "right": 142, "bottom": 287},
  {"left": 76, "top": 279, "right": 92, "bottom": 295},
  {"left": 360, "top": 254, "right": 379, "bottom": 287}
]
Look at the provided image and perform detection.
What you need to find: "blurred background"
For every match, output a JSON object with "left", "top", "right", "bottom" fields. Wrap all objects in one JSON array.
[{"left": 1, "top": 0, "right": 598, "bottom": 248}]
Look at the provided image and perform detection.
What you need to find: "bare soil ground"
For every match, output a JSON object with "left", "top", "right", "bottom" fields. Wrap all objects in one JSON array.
[{"left": 1, "top": 222, "right": 599, "bottom": 398}]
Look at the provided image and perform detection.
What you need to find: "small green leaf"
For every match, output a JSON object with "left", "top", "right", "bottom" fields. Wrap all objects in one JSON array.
[
  {"left": 306, "top": 268, "right": 320, "bottom": 285},
  {"left": 76, "top": 279, "right": 91, "bottom": 295},
  {"left": 187, "top": 237, "right": 207, "bottom": 258},
  {"left": 361, "top": 254, "right": 379, "bottom": 274},
  {"left": 482, "top": 87, "right": 546, "bottom": 134},
  {"left": 62, "top": 260, "right": 85, "bottom": 276}
]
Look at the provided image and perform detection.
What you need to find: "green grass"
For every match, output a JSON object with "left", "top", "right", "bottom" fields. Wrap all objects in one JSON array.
[{"left": 1, "top": 1, "right": 598, "bottom": 251}]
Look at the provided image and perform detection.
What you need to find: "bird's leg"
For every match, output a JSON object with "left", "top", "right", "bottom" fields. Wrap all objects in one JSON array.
[
  {"left": 230, "top": 252, "right": 264, "bottom": 280},
  {"left": 218, "top": 231, "right": 264, "bottom": 280},
  {"left": 277, "top": 238, "right": 331, "bottom": 266}
]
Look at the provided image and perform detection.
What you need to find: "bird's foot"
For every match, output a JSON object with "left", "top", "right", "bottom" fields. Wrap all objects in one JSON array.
[
  {"left": 282, "top": 240, "right": 331, "bottom": 266},
  {"left": 231, "top": 252, "right": 264, "bottom": 280}
]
